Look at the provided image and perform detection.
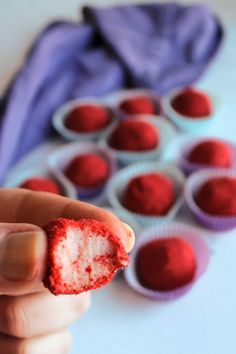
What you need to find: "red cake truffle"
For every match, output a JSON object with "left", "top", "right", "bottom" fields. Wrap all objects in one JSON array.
[
  {"left": 119, "top": 96, "right": 156, "bottom": 115},
  {"left": 196, "top": 177, "right": 236, "bottom": 216},
  {"left": 188, "top": 139, "right": 233, "bottom": 168},
  {"left": 65, "top": 104, "right": 111, "bottom": 133},
  {"left": 123, "top": 173, "right": 175, "bottom": 216},
  {"left": 20, "top": 177, "right": 61, "bottom": 194},
  {"left": 109, "top": 119, "right": 159, "bottom": 151},
  {"left": 171, "top": 87, "right": 212, "bottom": 118},
  {"left": 136, "top": 237, "right": 196, "bottom": 291},
  {"left": 65, "top": 153, "right": 109, "bottom": 188},
  {"left": 43, "top": 218, "right": 129, "bottom": 295}
]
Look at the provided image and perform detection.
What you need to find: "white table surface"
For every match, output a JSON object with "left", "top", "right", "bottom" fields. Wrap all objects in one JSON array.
[{"left": 1, "top": 1, "right": 236, "bottom": 354}]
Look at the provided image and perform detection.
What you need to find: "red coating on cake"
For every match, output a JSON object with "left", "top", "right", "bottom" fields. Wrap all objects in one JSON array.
[
  {"left": 65, "top": 104, "right": 111, "bottom": 133},
  {"left": 171, "top": 87, "right": 212, "bottom": 118},
  {"left": 65, "top": 153, "right": 109, "bottom": 188},
  {"left": 120, "top": 96, "right": 156, "bottom": 115},
  {"left": 196, "top": 177, "right": 236, "bottom": 216},
  {"left": 123, "top": 173, "right": 175, "bottom": 216},
  {"left": 20, "top": 177, "right": 61, "bottom": 194},
  {"left": 109, "top": 119, "right": 159, "bottom": 151},
  {"left": 188, "top": 139, "right": 233, "bottom": 168},
  {"left": 136, "top": 237, "right": 196, "bottom": 291},
  {"left": 43, "top": 218, "right": 129, "bottom": 295}
]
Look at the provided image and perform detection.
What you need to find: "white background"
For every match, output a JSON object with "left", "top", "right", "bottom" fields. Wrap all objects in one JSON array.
[{"left": 0, "top": 1, "right": 236, "bottom": 354}]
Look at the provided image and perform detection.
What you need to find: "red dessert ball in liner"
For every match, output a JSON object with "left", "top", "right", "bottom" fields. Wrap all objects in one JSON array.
[
  {"left": 43, "top": 218, "right": 129, "bottom": 295},
  {"left": 65, "top": 153, "right": 109, "bottom": 189},
  {"left": 20, "top": 177, "right": 61, "bottom": 194},
  {"left": 136, "top": 237, "right": 196, "bottom": 291},
  {"left": 196, "top": 177, "right": 236, "bottom": 216},
  {"left": 119, "top": 96, "right": 156, "bottom": 115},
  {"left": 188, "top": 139, "right": 233, "bottom": 168},
  {"left": 171, "top": 87, "right": 212, "bottom": 118},
  {"left": 123, "top": 173, "right": 175, "bottom": 216},
  {"left": 109, "top": 119, "right": 159, "bottom": 152},
  {"left": 65, "top": 104, "right": 111, "bottom": 133}
]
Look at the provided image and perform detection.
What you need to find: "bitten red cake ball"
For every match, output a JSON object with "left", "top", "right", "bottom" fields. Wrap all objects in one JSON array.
[
  {"left": 136, "top": 237, "right": 196, "bottom": 291},
  {"left": 188, "top": 139, "right": 233, "bottom": 168},
  {"left": 171, "top": 87, "right": 212, "bottom": 118},
  {"left": 196, "top": 177, "right": 236, "bottom": 216},
  {"left": 123, "top": 173, "right": 175, "bottom": 216},
  {"left": 43, "top": 218, "right": 129, "bottom": 295},
  {"left": 20, "top": 177, "right": 61, "bottom": 194},
  {"left": 119, "top": 96, "right": 156, "bottom": 115},
  {"left": 65, "top": 153, "right": 109, "bottom": 189},
  {"left": 65, "top": 104, "right": 111, "bottom": 133},
  {"left": 109, "top": 119, "right": 159, "bottom": 151}
]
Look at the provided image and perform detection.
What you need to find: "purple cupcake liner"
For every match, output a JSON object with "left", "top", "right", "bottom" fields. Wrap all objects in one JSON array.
[
  {"left": 179, "top": 137, "right": 236, "bottom": 175},
  {"left": 105, "top": 89, "right": 163, "bottom": 120},
  {"left": 3, "top": 165, "right": 76, "bottom": 199},
  {"left": 47, "top": 142, "right": 118, "bottom": 204},
  {"left": 124, "top": 222, "right": 209, "bottom": 301},
  {"left": 185, "top": 168, "right": 236, "bottom": 231}
]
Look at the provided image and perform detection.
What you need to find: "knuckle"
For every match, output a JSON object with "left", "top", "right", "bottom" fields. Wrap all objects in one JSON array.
[{"left": 4, "top": 299, "right": 30, "bottom": 338}]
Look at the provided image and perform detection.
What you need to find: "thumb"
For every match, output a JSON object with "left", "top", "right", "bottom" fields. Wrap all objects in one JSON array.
[{"left": 0, "top": 223, "right": 47, "bottom": 295}]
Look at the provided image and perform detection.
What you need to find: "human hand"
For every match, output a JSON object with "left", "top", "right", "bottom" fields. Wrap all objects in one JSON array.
[{"left": 0, "top": 188, "right": 134, "bottom": 354}]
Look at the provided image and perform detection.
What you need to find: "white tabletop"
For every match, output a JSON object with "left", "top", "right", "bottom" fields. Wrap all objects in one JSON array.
[{"left": 1, "top": 1, "right": 236, "bottom": 354}]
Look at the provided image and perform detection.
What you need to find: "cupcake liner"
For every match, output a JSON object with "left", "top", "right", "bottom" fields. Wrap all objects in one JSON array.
[
  {"left": 179, "top": 137, "right": 236, "bottom": 175},
  {"left": 99, "top": 116, "right": 176, "bottom": 166},
  {"left": 47, "top": 142, "right": 118, "bottom": 206},
  {"left": 3, "top": 165, "right": 76, "bottom": 199},
  {"left": 105, "top": 88, "right": 163, "bottom": 119},
  {"left": 52, "top": 98, "right": 117, "bottom": 142},
  {"left": 162, "top": 88, "right": 218, "bottom": 133},
  {"left": 107, "top": 161, "right": 185, "bottom": 228},
  {"left": 124, "top": 222, "right": 209, "bottom": 301},
  {"left": 185, "top": 168, "right": 236, "bottom": 231}
]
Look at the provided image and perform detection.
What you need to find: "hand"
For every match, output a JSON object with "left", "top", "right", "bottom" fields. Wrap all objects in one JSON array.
[{"left": 0, "top": 188, "right": 135, "bottom": 354}]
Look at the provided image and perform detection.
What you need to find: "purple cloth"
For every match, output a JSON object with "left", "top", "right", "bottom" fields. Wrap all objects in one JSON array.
[{"left": 0, "top": 3, "right": 223, "bottom": 183}]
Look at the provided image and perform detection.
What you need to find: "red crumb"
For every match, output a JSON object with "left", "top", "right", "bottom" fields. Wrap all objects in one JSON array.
[
  {"left": 188, "top": 139, "right": 232, "bottom": 168},
  {"left": 123, "top": 173, "right": 175, "bottom": 216},
  {"left": 136, "top": 237, "right": 196, "bottom": 291},
  {"left": 20, "top": 177, "right": 61, "bottom": 194},
  {"left": 65, "top": 104, "right": 111, "bottom": 133},
  {"left": 109, "top": 119, "right": 159, "bottom": 151},
  {"left": 43, "top": 218, "right": 129, "bottom": 295},
  {"left": 171, "top": 87, "right": 212, "bottom": 118},
  {"left": 196, "top": 177, "right": 236, "bottom": 216},
  {"left": 120, "top": 96, "right": 156, "bottom": 115},
  {"left": 65, "top": 153, "right": 109, "bottom": 188}
]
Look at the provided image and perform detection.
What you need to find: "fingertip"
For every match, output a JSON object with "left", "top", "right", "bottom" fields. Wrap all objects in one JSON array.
[{"left": 122, "top": 222, "right": 135, "bottom": 253}]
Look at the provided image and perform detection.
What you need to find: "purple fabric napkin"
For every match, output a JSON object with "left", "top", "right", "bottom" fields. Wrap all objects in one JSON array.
[{"left": 0, "top": 3, "right": 223, "bottom": 183}]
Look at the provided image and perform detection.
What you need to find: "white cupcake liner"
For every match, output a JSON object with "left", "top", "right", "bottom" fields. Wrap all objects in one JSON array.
[
  {"left": 99, "top": 116, "right": 176, "bottom": 166},
  {"left": 162, "top": 88, "right": 218, "bottom": 133},
  {"left": 105, "top": 88, "right": 163, "bottom": 119},
  {"left": 179, "top": 137, "right": 236, "bottom": 175},
  {"left": 4, "top": 165, "right": 76, "bottom": 199},
  {"left": 107, "top": 161, "right": 185, "bottom": 228},
  {"left": 124, "top": 222, "right": 209, "bottom": 301},
  {"left": 185, "top": 168, "right": 236, "bottom": 231},
  {"left": 47, "top": 142, "right": 118, "bottom": 206},
  {"left": 52, "top": 98, "right": 117, "bottom": 142}
]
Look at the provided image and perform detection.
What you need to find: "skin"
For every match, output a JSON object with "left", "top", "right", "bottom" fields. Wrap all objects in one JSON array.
[{"left": 0, "top": 188, "right": 135, "bottom": 354}]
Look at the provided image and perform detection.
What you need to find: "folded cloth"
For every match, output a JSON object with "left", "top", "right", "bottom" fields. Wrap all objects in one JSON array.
[{"left": 0, "top": 3, "right": 223, "bottom": 183}]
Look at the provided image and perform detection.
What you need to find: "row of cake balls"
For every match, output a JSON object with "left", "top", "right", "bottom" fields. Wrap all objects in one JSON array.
[
  {"left": 6, "top": 140, "right": 236, "bottom": 232},
  {"left": 52, "top": 86, "right": 215, "bottom": 141}
]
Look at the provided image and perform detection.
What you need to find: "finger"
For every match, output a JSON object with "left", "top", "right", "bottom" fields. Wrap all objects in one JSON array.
[
  {"left": 0, "top": 188, "right": 135, "bottom": 252},
  {"left": 0, "top": 223, "right": 47, "bottom": 296},
  {"left": 0, "top": 329, "right": 72, "bottom": 354},
  {"left": 0, "top": 292, "right": 90, "bottom": 338}
]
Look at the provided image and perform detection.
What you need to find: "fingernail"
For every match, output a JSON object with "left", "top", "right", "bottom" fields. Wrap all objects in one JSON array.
[
  {"left": 122, "top": 222, "right": 135, "bottom": 252},
  {"left": 0, "top": 230, "right": 47, "bottom": 281}
]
